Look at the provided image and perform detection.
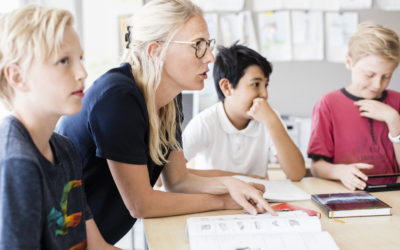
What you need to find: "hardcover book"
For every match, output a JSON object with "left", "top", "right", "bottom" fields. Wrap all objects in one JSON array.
[
  {"left": 311, "top": 192, "right": 391, "bottom": 218},
  {"left": 186, "top": 211, "right": 339, "bottom": 250}
]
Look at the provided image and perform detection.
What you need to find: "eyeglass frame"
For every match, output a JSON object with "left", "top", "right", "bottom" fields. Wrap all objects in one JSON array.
[{"left": 169, "top": 39, "right": 216, "bottom": 59}]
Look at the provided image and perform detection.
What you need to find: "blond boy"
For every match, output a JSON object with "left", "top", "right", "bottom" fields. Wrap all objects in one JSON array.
[
  {"left": 308, "top": 22, "right": 400, "bottom": 190},
  {"left": 0, "top": 5, "right": 118, "bottom": 249}
]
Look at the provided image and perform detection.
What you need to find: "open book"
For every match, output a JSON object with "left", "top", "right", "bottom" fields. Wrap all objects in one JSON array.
[
  {"left": 233, "top": 175, "right": 311, "bottom": 202},
  {"left": 186, "top": 211, "right": 339, "bottom": 250}
]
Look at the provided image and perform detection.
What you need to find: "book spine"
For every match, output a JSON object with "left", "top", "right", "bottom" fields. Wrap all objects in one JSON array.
[{"left": 311, "top": 195, "right": 331, "bottom": 216}]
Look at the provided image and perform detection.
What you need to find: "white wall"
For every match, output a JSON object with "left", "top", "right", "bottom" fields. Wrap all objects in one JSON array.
[{"left": 81, "top": 0, "right": 143, "bottom": 87}]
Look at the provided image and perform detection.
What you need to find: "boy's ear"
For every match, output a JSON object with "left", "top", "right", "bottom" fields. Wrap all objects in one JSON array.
[
  {"left": 219, "top": 78, "right": 232, "bottom": 97},
  {"left": 345, "top": 55, "right": 353, "bottom": 70},
  {"left": 3, "top": 63, "right": 29, "bottom": 91},
  {"left": 147, "top": 41, "right": 162, "bottom": 59}
]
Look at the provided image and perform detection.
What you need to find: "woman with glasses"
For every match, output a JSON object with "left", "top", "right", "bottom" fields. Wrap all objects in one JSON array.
[{"left": 57, "top": 0, "right": 275, "bottom": 244}]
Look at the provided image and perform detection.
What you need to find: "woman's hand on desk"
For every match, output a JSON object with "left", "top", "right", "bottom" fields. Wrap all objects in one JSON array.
[
  {"left": 221, "top": 177, "right": 277, "bottom": 216},
  {"left": 336, "top": 163, "right": 373, "bottom": 191}
]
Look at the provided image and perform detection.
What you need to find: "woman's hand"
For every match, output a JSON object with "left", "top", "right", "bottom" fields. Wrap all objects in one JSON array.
[{"left": 220, "top": 177, "right": 277, "bottom": 215}]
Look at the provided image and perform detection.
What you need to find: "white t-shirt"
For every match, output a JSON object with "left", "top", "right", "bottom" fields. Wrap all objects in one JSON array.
[{"left": 182, "top": 102, "right": 279, "bottom": 177}]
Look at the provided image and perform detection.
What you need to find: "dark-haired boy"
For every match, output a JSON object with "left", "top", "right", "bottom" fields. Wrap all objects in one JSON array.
[{"left": 183, "top": 43, "right": 306, "bottom": 180}]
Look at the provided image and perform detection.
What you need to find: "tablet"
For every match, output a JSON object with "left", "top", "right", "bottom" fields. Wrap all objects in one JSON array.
[{"left": 364, "top": 173, "right": 400, "bottom": 192}]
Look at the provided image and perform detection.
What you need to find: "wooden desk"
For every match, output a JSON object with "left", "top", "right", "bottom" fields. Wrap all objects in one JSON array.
[{"left": 144, "top": 177, "right": 400, "bottom": 250}]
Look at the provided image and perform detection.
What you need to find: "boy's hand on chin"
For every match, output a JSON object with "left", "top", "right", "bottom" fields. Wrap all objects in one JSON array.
[{"left": 247, "top": 98, "right": 274, "bottom": 122}]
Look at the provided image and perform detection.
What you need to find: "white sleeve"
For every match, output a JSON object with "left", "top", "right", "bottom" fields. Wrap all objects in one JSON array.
[{"left": 182, "top": 114, "right": 210, "bottom": 161}]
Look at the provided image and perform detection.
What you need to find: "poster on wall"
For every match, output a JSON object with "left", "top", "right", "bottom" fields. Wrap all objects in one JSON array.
[
  {"left": 220, "top": 13, "right": 242, "bottom": 47},
  {"left": 241, "top": 11, "right": 259, "bottom": 51},
  {"left": 339, "top": 0, "right": 372, "bottom": 9},
  {"left": 258, "top": 11, "right": 292, "bottom": 61},
  {"left": 377, "top": 0, "right": 400, "bottom": 10},
  {"left": 292, "top": 11, "right": 323, "bottom": 61},
  {"left": 283, "top": 0, "right": 311, "bottom": 9},
  {"left": 252, "top": 0, "right": 283, "bottom": 11},
  {"left": 325, "top": 12, "right": 358, "bottom": 62},
  {"left": 253, "top": 0, "right": 340, "bottom": 11},
  {"left": 219, "top": 11, "right": 258, "bottom": 51},
  {"left": 204, "top": 13, "right": 218, "bottom": 43},
  {"left": 310, "top": 0, "right": 340, "bottom": 11}
]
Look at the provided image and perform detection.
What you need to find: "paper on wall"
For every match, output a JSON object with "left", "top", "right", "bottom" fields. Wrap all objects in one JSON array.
[
  {"left": 258, "top": 11, "right": 292, "bottom": 61},
  {"left": 252, "top": 0, "right": 283, "bottom": 11},
  {"left": 339, "top": 0, "right": 372, "bottom": 10},
  {"left": 292, "top": 11, "right": 324, "bottom": 60},
  {"left": 192, "top": 0, "right": 244, "bottom": 12},
  {"left": 219, "top": 11, "right": 258, "bottom": 51},
  {"left": 326, "top": 12, "right": 358, "bottom": 63},
  {"left": 377, "top": 0, "right": 400, "bottom": 11}
]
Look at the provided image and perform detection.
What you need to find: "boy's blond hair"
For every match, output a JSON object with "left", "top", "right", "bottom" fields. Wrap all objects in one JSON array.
[
  {"left": 0, "top": 5, "right": 74, "bottom": 110},
  {"left": 121, "top": 0, "right": 203, "bottom": 165},
  {"left": 348, "top": 22, "right": 400, "bottom": 64}
]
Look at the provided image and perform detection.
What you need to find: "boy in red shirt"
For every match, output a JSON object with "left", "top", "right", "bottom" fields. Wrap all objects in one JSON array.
[{"left": 307, "top": 22, "right": 400, "bottom": 190}]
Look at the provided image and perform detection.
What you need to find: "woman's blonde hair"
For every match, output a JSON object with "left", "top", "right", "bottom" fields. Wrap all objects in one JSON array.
[
  {"left": 0, "top": 4, "right": 74, "bottom": 110},
  {"left": 121, "top": 0, "right": 203, "bottom": 165},
  {"left": 348, "top": 22, "right": 400, "bottom": 64}
]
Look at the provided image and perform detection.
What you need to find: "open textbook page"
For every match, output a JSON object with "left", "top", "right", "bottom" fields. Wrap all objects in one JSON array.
[
  {"left": 233, "top": 175, "right": 311, "bottom": 202},
  {"left": 187, "top": 211, "right": 339, "bottom": 250}
]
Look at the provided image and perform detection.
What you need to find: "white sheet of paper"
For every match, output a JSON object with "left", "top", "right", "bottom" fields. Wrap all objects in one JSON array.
[
  {"left": 220, "top": 13, "right": 243, "bottom": 46},
  {"left": 233, "top": 175, "right": 311, "bottom": 201},
  {"left": 339, "top": 0, "right": 372, "bottom": 9},
  {"left": 310, "top": 0, "right": 340, "bottom": 10},
  {"left": 326, "top": 12, "right": 358, "bottom": 62},
  {"left": 192, "top": 0, "right": 244, "bottom": 11},
  {"left": 258, "top": 11, "right": 292, "bottom": 61},
  {"left": 252, "top": 0, "right": 283, "bottom": 11},
  {"left": 292, "top": 11, "right": 324, "bottom": 60},
  {"left": 377, "top": 0, "right": 400, "bottom": 10},
  {"left": 219, "top": 11, "right": 258, "bottom": 51},
  {"left": 283, "top": 0, "right": 311, "bottom": 9}
]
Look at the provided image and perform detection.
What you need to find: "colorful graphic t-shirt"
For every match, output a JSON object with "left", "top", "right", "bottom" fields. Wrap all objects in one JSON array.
[{"left": 0, "top": 116, "right": 92, "bottom": 249}]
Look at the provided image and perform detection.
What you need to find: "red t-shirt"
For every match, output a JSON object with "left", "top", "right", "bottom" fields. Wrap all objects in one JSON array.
[{"left": 307, "top": 88, "right": 400, "bottom": 184}]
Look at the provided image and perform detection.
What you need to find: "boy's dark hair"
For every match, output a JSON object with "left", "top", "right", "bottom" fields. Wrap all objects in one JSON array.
[{"left": 213, "top": 42, "right": 273, "bottom": 101}]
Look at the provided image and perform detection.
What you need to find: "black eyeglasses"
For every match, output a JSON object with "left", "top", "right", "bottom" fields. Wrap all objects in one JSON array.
[{"left": 170, "top": 39, "right": 216, "bottom": 59}]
